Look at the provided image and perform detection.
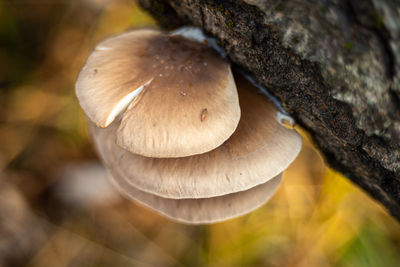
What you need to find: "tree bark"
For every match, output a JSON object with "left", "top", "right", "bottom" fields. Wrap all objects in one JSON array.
[{"left": 139, "top": 0, "right": 400, "bottom": 221}]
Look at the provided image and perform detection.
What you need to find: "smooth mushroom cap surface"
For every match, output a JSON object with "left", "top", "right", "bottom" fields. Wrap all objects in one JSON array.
[
  {"left": 76, "top": 28, "right": 240, "bottom": 158},
  {"left": 109, "top": 170, "right": 282, "bottom": 224},
  {"left": 90, "top": 75, "right": 302, "bottom": 199}
]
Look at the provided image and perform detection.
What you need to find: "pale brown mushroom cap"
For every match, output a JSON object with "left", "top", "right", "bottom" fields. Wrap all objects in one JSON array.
[
  {"left": 76, "top": 28, "right": 240, "bottom": 158},
  {"left": 76, "top": 29, "right": 159, "bottom": 128},
  {"left": 90, "top": 75, "right": 302, "bottom": 199},
  {"left": 110, "top": 170, "right": 282, "bottom": 224}
]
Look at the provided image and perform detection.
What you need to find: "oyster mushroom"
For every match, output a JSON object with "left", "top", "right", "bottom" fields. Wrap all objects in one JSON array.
[
  {"left": 90, "top": 74, "right": 302, "bottom": 199},
  {"left": 76, "top": 29, "right": 240, "bottom": 158},
  {"left": 77, "top": 28, "right": 302, "bottom": 224}
]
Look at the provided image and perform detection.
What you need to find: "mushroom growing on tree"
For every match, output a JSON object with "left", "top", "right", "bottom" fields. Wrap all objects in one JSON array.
[{"left": 76, "top": 28, "right": 302, "bottom": 224}]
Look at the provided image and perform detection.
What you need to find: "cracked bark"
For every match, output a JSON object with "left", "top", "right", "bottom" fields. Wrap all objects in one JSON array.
[{"left": 139, "top": 0, "right": 400, "bottom": 221}]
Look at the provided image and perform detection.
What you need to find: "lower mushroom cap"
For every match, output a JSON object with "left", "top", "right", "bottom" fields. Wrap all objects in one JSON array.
[
  {"left": 90, "top": 75, "right": 301, "bottom": 199},
  {"left": 108, "top": 169, "right": 282, "bottom": 224}
]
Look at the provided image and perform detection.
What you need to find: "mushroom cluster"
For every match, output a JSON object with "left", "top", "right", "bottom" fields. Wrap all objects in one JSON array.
[{"left": 75, "top": 28, "right": 302, "bottom": 224}]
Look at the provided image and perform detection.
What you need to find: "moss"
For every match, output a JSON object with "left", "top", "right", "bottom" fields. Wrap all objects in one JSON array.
[
  {"left": 319, "top": 4, "right": 327, "bottom": 13},
  {"left": 274, "top": 4, "right": 283, "bottom": 11},
  {"left": 216, "top": 4, "right": 224, "bottom": 12},
  {"left": 373, "top": 15, "right": 383, "bottom": 30},
  {"left": 226, "top": 19, "right": 235, "bottom": 28},
  {"left": 215, "top": 3, "right": 234, "bottom": 28},
  {"left": 291, "top": 35, "right": 300, "bottom": 44},
  {"left": 344, "top": 42, "right": 354, "bottom": 52},
  {"left": 149, "top": 0, "right": 165, "bottom": 13},
  {"left": 216, "top": 38, "right": 228, "bottom": 47}
]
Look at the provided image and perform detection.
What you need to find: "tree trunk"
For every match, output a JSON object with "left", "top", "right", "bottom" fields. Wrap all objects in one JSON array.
[{"left": 139, "top": 0, "right": 400, "bottom": 221}]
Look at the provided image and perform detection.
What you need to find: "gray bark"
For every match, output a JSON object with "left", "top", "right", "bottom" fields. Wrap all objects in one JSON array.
[{"left": 139, "top": 0, "right": 400, "bottom": 221}]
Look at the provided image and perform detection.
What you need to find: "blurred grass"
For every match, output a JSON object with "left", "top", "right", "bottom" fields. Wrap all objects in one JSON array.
[{"left": 0, "top": 1, "right": 400, "bottom": 266}]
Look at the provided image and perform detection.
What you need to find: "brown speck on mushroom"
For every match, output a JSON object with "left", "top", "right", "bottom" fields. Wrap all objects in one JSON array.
[
  {"left": 137, "top": 50, "right": 149, "bottom": 57},
  {"left": 201, "top": 108, "right": 208, "bottom": 122}
]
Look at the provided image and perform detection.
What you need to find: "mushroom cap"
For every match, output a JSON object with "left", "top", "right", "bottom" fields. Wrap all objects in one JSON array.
[
  {"left": 76, "top": 28, "right": 240, "bottom": 158},
  {"left": 90, "top": 75, "right": 302, "bottom": 199},
  {"left": 109, "top": 170, "right": 282, "bottom": 224}
]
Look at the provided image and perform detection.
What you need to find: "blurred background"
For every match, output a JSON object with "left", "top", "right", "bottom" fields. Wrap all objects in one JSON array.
[{"left": 1, "top": 0, "right": 400, "bottom": 266}]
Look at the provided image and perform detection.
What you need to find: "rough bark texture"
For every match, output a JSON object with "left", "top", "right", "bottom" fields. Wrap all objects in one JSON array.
[{"left": 139, "top": 0, "right": 400, "bottom": 220}]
